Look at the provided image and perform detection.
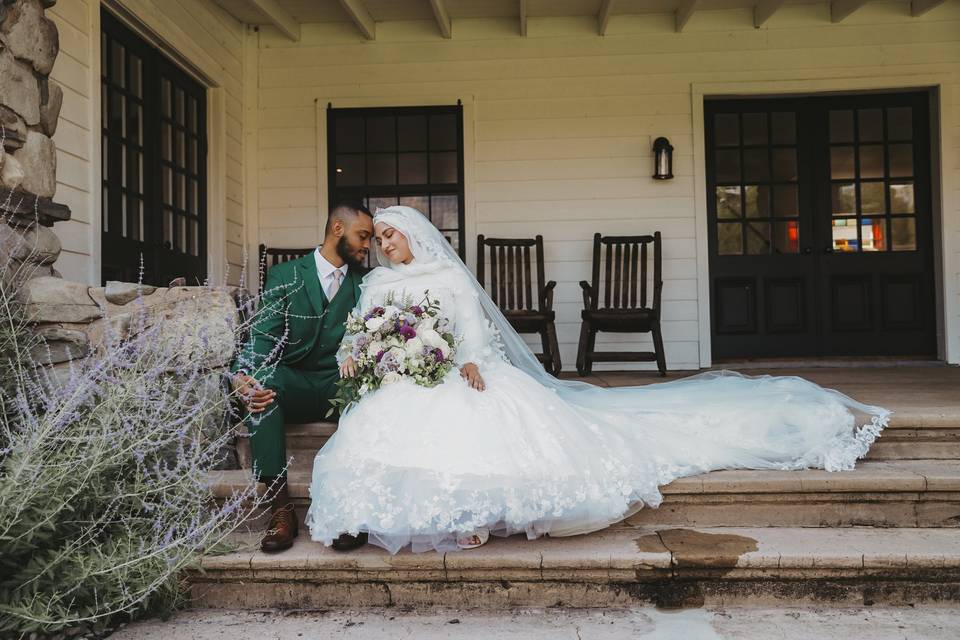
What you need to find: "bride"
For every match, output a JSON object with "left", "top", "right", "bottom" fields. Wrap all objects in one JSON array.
[{"left": 305, "top": 206, "right": 890, "bottom": 555}]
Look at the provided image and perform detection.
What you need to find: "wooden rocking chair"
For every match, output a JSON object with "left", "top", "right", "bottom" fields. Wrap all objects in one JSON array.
[
  {"left": 477, "top": 234, "right": 562, "bottom": 376},
  {"left": 576, "top": 232, "right": 666, "bottom": 377},
  {"left": 257, "top": 244, "right": 314, "bottom": 294}
]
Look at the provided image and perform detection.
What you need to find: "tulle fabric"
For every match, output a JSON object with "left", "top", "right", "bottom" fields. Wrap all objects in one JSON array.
[{"left": 305, "top": 206, "right": 890, "bottom": 555}]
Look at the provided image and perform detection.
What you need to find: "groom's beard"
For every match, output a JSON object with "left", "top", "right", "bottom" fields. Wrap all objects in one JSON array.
[{"left": 337, "top": 235, "right": 368, "bottom": 269}]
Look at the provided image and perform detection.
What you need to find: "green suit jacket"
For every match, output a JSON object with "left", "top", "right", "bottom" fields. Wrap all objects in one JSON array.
[{"left": 232, "top": 253, "right": 366, "bottom": 375}]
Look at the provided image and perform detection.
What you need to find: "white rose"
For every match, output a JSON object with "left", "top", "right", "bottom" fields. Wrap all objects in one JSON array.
[
  {"left": 383, "top": 305, "right": 401, "bottom": 319},
  {"left": 366, "top": 341, "right": 384, "bottom": 358},
  {"left": 381, "top": 371, "right": 402, "bottom": 385},
  {"left": 388, "top": 346, "right": 406, "bottom": 361},
  {"left": 404, "top": 336, "right": 424, "bottom": 355},
  {"left": 365, "top": 316, "right": 386, "bottom": 331},
  {"left": 420, "top": 328, "right": 442, "bottom": 347}
]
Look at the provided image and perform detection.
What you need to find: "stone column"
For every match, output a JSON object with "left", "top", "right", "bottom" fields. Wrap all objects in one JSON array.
[{"left": 1, "top": 0, "right": 71, "bottom": 289}]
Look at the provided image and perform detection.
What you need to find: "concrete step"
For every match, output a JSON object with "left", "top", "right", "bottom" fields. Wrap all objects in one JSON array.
[
  {"left": 188, "top": 526, "right": 960, "bottom": 608},
  {"left": 211, "top": 459, "right": 960, "bottom": 529},
  {"left": 234, "top": 411, "right": 960, "bottom": 472}
]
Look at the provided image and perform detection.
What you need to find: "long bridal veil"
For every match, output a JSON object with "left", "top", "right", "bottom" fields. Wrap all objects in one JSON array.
[{"left": 368, "top": 206, "right": 890, "bottom": 477}]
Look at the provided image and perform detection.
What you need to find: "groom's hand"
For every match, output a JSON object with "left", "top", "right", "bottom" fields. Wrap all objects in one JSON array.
[
  {"left": 232, "top": 373, "right": 275, "bottom": 413},
  {"left": 460, "top": 363, "right": 486, "bottom": 392}
]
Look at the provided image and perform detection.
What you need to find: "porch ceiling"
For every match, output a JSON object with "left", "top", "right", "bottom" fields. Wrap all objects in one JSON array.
[{"left": 212, "top": 0, "right": 952, "bottom": 40}]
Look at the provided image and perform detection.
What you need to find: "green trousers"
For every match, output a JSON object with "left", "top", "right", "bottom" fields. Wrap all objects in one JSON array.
[{"left": 246, "top": 364, "right": 338, "bottom": 478}]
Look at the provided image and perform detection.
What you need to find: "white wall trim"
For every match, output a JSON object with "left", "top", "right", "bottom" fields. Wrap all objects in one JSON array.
[
  {"left": 691, "top": 73, "right": 959, "bottom": 366},
  {"left": 243, "top": 26, "right": 260, "bottom": 288},
  {"left": 313, "top": 95, "right": 478, "bottom": 270}
]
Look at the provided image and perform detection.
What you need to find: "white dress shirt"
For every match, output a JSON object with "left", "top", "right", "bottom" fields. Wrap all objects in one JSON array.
[{"left": 314, "top": 247, "right": 349, "bottom": 300}]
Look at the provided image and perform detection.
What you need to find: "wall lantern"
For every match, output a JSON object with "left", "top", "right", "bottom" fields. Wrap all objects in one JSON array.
[{"left": 652, "top": 136, "right": 674, "bottom": 180}]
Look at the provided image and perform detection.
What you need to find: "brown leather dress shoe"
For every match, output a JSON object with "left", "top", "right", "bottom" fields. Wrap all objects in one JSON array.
[
  {"left": 331, "top": 531, "right": 368, "bottom": 552},
  {"left": 260, "top": 504, "right": 299, "bottom": 553}
]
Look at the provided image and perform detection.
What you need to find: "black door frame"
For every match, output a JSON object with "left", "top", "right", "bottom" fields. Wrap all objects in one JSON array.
[{"left": 705, "top": 90, "right": 938, "bottom": 360}]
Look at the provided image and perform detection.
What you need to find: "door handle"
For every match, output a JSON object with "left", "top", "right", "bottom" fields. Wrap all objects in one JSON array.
[
  {"left": 824, "top": 246, "right": 834, "bottom": 254},
  {"left": 802, "top": 247, "right": 813, "bottom": 255}
]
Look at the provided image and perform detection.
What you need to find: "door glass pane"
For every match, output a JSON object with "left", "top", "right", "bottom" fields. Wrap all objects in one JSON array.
[
  {"left": 429, "top": 114, "right": 457, "bottom": 149},
  {"left": 161, "top": 79, "right": 171, "bottom": 118},
  {"left": 163, "top": 208, "right": 173, "bottom": 247},
  {"left": 772, "top": 184, "right": 798, "bottom": 217},
  {"left": 743, "top": 149, "right": 768, "bottom": 181},
  {"left": 717, "top": 222, "right": 742, "bottom": 255},
  {"left": 745, "top": 222, "right": 770, "bottom": 255},
  {"left": 858, "top": 109, "right": 883, "bottom": 142},
  {"left": 773, "top": 220, "right": 799, "bottom": 254},
  {"left": 887, "top": 107, "right": 912, "bottom": 141},
  {"left": 860, "top": 182, "right": 885, "bottom": 214},
  {"left": 161, "top": 122, "right": 171, "bottom": 160},
  {"left": 398, "top": 152, "right": 427, "bottom": 184},
  {"left": 832, "top": 218, "right": 858, "bottom": 252},
  {"left": 335, "top": 117, "right": 364, "bottom": 152},
  {"left": 890, "top": 183, "right": 914, "bottom": 213},
  {"left": 398, "top": 115, "right": 427, "bottom": 150},
  {"left": 368, "top": 196, "right": 399, "bottom": 212},
  {"left": 335, "top": 154, "right": 364, "bottom": 186},
  {"left": 366, "top": 116, "right": 396, "bottom": 152},
  {"left": 772, "top": 148, "right": 797, "bottom": 181},
  {"left": 744, "top": 185, "right": 769, "bottom": 218},
  {"left": 829, "top": 110, "right": 854, "bottom": 143},
  {"left": 891, "top": 217, "right": 916, "bottom": 251},
  {"left": 830, "top": 147, "right": 855, "bottom": 180},
  {"left": 859, "top": 145, "right": 884, "bottom": 178},
  {"left": 716, "top": 186, "right": 742, "bottom": 219},
  {"left": 860, "top": 218, "right": 886, "bottom": 252},
  {"left": 715, "top": 149, "right": 740, "bottom": 183},
  {"left": 129, "top": 55, "right": 141, "bottom": 98},
  {"left": 429, "top": 151, "right": 458, "bottom": 183},
  {"left": 771, "top": 112, "right": 795, "bottom": 144},
  {"left": 367, "top": 153, "right": 397, "bottom": 185},
  {"left": 399, "top": 194, "right": 429, "bottom": 214},
  {"left": 889, "top": 144, "right": 913, "bottom": 178},
  {"left": 742, "top": 113, "right": 767, "bottom": 145},
  {"left": 714, "top": 113, "right": 739, "bottom": 146},
  {"left": 431, "top": 195, "right": 460, "bottom": 229},
  {"left": 175, "top": 88, "right": 185, "bottom": 125},
  {"left": 831, "top": 183, "right": 856, "bottom": 215},
  {"left": 111, "top": 43, "right": 125, "bottom": 85}
]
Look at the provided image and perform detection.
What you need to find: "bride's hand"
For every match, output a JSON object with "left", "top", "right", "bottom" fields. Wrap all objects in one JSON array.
[
  {"left": 339, "top": 356, "right": 357, "bottom": 378},
  {"left": 460, "top": 362, "right": 485, "bottom": 392}
]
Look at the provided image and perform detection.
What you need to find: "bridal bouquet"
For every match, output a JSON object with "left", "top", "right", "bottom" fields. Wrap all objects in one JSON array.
[{"left": 329, "top": 293, "right": 459, "bottom": 414}]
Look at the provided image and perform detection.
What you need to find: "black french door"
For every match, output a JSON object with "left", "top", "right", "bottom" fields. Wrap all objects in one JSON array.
[
  {"left": 706, "top": 91, "right": 936, "bottom": 359},
  {"left": 101, "top": 10, "right": 207, "bottom": 286}
]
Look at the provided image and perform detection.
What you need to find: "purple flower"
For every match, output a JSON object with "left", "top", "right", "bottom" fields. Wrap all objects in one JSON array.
[
  {"left": 432, "top": 348, "right": 445, "bottom": 363},
  {"left": 372, "top": 306, "right": 385, "bottom": 316},
  {"left": 410, "top": 305, "right": 424, "bottom": 317},
  {"left": 375, "top": 350, "right": 386, "bottom": 363},
  {"left": 400, "top": 325, "right": 417, "bottom": 341}
]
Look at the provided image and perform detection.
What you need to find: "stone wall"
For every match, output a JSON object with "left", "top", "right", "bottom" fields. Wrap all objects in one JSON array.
[{"left": 1, "top": 0, "right": 70, "bottom": 289}]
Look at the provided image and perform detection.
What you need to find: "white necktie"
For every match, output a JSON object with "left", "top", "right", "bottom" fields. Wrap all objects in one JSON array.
[{"left": 328, "top": 269, "right": 343, "bottom": 299}]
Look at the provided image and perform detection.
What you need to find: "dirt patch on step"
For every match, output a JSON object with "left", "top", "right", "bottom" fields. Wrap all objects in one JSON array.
[{"left": 636, "top": 529, "right": 758, "bottom": 569}]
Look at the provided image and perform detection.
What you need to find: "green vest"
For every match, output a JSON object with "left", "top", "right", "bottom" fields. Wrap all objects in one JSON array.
[
  {"left": 232, "top": 253, "right": 365, "bottom": 375},
  {"left": 301, "top": 277, "right": 359, "bottom": 370}
]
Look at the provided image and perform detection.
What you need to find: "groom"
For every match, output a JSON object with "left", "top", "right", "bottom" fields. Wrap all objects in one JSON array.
[{"left": 231, "top": 202, "right": 373, "bottom": 553}]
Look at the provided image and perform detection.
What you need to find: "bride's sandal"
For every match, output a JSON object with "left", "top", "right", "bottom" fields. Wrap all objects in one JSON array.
[{"left": 456, "top": 528, "right": 490, "bottom": 550}]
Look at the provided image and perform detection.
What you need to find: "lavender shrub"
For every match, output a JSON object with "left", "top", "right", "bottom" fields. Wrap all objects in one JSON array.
[{"left": 0, "top": 202, "right": 268, "bottom": 636}]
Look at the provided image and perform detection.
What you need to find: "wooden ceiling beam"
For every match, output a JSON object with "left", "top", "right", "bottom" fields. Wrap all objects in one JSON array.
[
  {"left": 754, "top": 0, "right": 787, "bottom": 27},
  {"left": 338, "top": 0, "right": 376, "bottom": 40},
  {"left": 830, "top": 0, "right": 869, "bottom": 23},
  {"left": 598, "top": 0, "right": 615, "bottom": 35},
  {"left": 676, "top": 0, "right": 700, "bottom": 32},
  {"left": 428, "top": 0, "right": 452, "bottom": 38},
  {"left": 911, "top": 0, "right": 946, "bottom": 16},
  {"left": 249, "top": 0, "right": 300, "bottom": 41}
]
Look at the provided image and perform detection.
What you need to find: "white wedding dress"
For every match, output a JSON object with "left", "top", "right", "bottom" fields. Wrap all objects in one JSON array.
[{"left": 305, "top": 206, "right": 890, "bottom": 555}]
